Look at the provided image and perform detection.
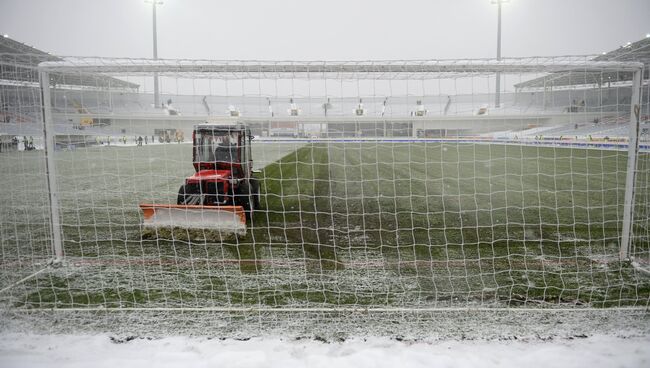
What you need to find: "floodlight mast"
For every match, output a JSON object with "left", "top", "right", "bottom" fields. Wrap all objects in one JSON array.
[
  {"left": 146, "top": 0, "right": 163, "bottom": 108},
  {"left": 492, "top": 0, "right": 509, "bottom": 109}
]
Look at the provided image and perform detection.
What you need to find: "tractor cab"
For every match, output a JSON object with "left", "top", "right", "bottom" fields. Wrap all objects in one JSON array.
[{"left": 193, "top": 124, "right": 253, "bottom": 179}]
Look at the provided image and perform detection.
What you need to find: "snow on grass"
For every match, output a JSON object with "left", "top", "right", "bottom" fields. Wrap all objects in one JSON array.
[
  {"left": 2, "top": 142, "right": 649, "bottom": 321},
  {"left": 0, "top": 333, "right": 648, "bottom": 368}
]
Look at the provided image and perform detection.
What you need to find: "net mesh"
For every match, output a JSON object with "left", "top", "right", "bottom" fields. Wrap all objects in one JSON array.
[{"left": 0, "top": 56, "right": 648, "bottom": 337}]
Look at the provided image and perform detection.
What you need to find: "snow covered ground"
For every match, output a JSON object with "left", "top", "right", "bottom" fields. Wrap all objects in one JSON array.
[{"left": 0, "top": 333, "right": 648, "bottom": 368}]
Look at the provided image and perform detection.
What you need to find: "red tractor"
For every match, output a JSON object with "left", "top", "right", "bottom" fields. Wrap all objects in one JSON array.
[{"left": 140, "top": 123, "right": 260, "bottom": 235}]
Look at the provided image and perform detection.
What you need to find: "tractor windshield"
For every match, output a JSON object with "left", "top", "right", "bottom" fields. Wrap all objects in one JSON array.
[{"left": 196, "top": 130, "right": 240, "bottom": 163}]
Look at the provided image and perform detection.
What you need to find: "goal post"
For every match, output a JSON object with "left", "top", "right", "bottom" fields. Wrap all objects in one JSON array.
[
  {"left": 38, "top": 70, "right": 64, "bottom": 262},
  {"left": 621, "top": 67, "right": 644, "bottom": 260},
  {"left": 35, "top": 57, "right": 647, "bottom": 261},
  {"left": 1, "top": 55, "right": 648, "bottom": 336}
]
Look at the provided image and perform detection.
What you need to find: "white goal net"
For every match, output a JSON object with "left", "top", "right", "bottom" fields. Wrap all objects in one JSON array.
[{"left": 0, "top": 56, "right": 648, "bottom": 337}]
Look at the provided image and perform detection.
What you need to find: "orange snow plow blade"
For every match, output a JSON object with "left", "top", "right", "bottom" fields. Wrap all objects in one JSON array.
[{"left": 139, "top": 204, "right": 247, "bottom": 235}]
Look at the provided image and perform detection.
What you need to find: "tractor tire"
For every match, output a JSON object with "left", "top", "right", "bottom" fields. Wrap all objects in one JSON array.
[
  {"left": 177, "top": 184, "right": 202, "bottom": 205},
  {"left": 249, "top": 177, "right": 261, "bottom": 210},
  {"left": 235, "top": 181, "right": 255, "bottom": 217}
]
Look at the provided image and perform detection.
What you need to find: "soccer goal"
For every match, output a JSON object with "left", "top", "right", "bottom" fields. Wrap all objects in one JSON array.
[{"left": 0, "top": 56, "right": 648, "bottom": 337}]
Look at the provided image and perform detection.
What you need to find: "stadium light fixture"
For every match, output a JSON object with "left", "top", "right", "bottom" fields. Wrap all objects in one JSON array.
[
  {"left": 491, "top": 0, "right": 509, "bottom": 109},
  {"left": 3, "top": 34, "right": 9, "bottom": 38},
  {"left": 145, "top": 0, "right": 164, "bottom": 108}
]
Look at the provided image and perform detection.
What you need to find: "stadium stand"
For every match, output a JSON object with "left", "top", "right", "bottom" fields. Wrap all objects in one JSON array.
[
  {"left": 1, "top": 35, "right": 647, "bottom": 143},
  {"left": 0, "top": 36, "right": 139, "bottom": 90},
  {"left": 515, "top": 37, "right": 650, "bottom": 90},
  {"left": 509, "top": 36, "right": 649, "bottom": 141}
]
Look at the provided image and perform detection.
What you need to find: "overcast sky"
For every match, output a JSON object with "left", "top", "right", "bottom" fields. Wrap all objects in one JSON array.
[{"left": 1, "top": 0, "right": 649, "bottom": 60}]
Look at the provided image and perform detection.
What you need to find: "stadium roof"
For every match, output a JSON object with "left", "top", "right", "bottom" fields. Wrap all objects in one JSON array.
[
  {"left": 38, "top": 57, "right": 642, "bottom": 80},
  {"left": 514, "top": 37, "right": 650, "bottom": 90},
  {"left": 0, "top": 36, "right": 139, "bottom": 90}
]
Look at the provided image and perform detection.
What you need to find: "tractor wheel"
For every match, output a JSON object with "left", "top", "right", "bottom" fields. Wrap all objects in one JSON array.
[
  {"left": 249, "top": 177, "right": 261, "bottom": 210},
  {"left": 235, "top": 181, "right": 255, "bottom": 217},
  {"left": 177, "top": 184, "right": 201, "bottom": 205}
]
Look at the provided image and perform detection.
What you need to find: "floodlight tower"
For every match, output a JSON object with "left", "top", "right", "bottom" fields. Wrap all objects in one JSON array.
[
  {"left": 491, "top": 0, "right": 509, "bottom": 109},
  {"left": 146, "top": 0, "right": 163, "bottom": 108}
]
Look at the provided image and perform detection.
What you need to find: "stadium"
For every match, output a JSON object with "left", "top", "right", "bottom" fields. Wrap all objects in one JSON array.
[{"left": 0, "top": 3, "right": 650, "bottom": 364}]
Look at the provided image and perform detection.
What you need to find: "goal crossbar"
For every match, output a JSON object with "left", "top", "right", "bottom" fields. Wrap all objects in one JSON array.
[{"left": 37, "top": 57, "right": 644, "bottom": 79}]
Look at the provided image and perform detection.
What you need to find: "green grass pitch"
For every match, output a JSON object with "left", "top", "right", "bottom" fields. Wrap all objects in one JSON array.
[{"left": 1, "top": 142, "right": 648, "bottom": 309}]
